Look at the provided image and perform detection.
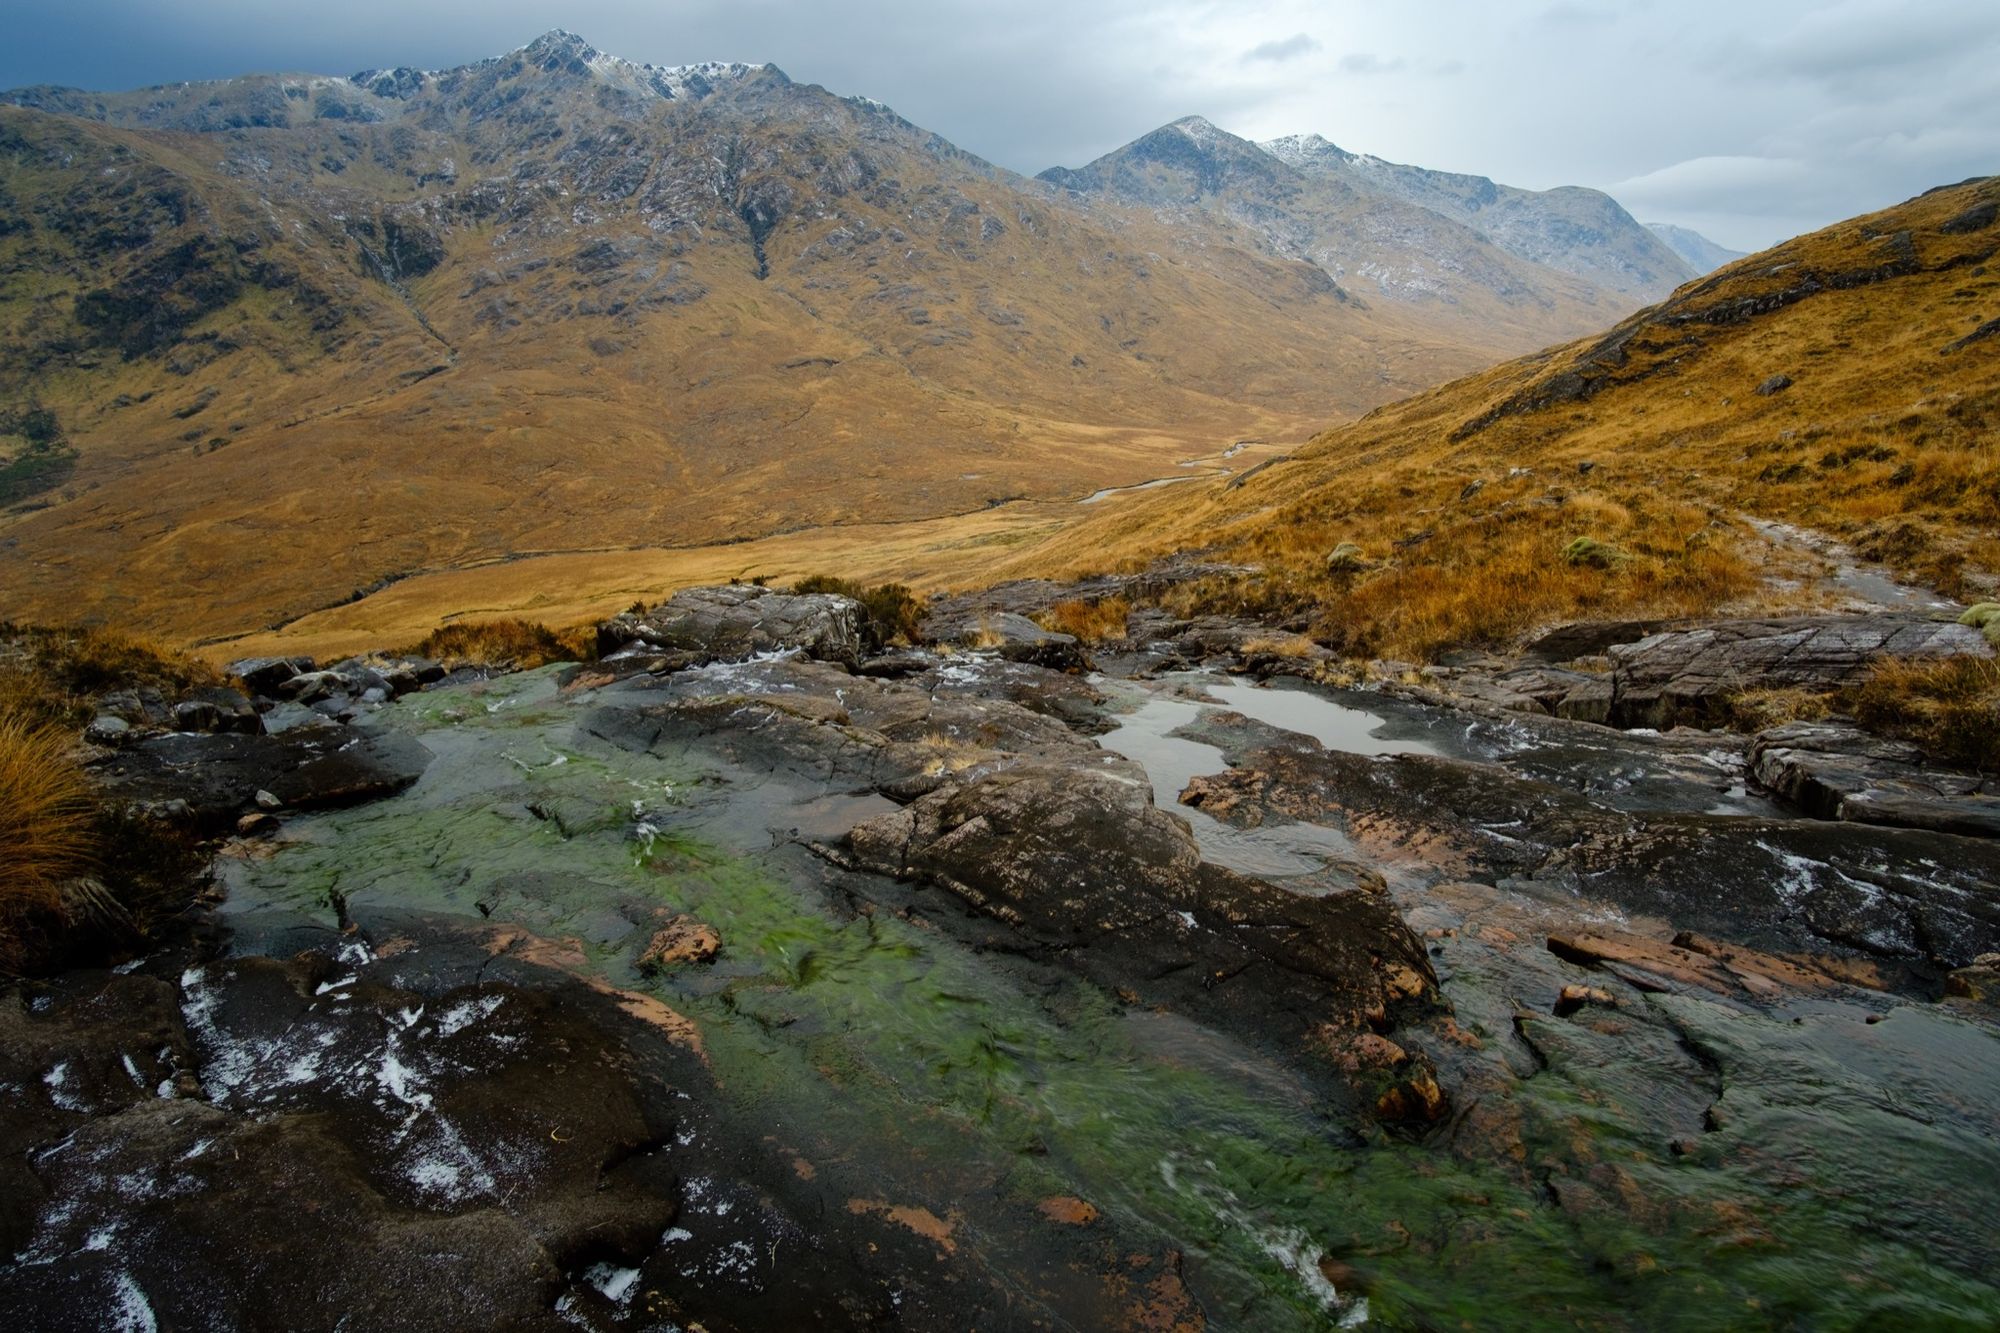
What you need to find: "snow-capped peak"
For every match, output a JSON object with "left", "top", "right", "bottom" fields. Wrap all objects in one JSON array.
[
  {"left": 1260, "top": 133, "right": 1353, "bottom": 168},
  {"left": 1169, "top": 115, "right": 1230, "bottom": 151},
  {"left": 510, "top": 31, "right": 772, "bottom": 100}
]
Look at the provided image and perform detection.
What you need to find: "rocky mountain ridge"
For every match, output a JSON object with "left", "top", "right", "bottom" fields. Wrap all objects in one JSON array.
[
  {"left": 1644, "top": 220, "right": 1749, "bottom": 274},
  {"left": 1257, "top": 130, "right": 1697, "bottom": 300},
  {"left": 1038, "top": 115, "right": 1635, "bottom": 344},
  {"left": 0, "top": 31, "right": 1657, "bottom": 645}
]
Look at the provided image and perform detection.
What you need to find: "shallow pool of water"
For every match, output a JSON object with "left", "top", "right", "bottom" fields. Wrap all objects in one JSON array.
[
  {"left": 1204, "top": 680, "right": 1442, "bottom": 757},
  {"left": 1093, "top": 690, "right": 1363, "bottom": 878}
]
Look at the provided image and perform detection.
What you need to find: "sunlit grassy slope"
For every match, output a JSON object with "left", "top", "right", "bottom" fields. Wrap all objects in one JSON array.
[
  {"left": 0, "top": 45, "right": 1623, "bottom": 649},
  {"left": 1014, "top": 178, "right": 2000, "bottom": 660}
]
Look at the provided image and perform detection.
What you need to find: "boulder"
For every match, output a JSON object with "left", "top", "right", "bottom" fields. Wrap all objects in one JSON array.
[
  {"left": 96, "top": 686, "right": 174, "bottom": 730},
  {"left": 226, "top": 655, "right": 314, "bottom": 696},
  {"left": 1604, "top": 615, "right": 1991, "bottom": 728},
  {"left": 844, "top": 762, "right": 1446, "bottom": 1117},
  {"left": 177, "top": 685, "right": 262, "bottom": 735},
  {"left": 925, "top": 611, "right": 1088, "bottom": 672},
  {"left": 596, "top": 585, "right": 864, "bottom": 665},
  {"left": 914, "top": 656, "right": 1109, "bottom": 733},
  {"left": 1749, "top": 720, "right": 2000, "bottom": 838}
]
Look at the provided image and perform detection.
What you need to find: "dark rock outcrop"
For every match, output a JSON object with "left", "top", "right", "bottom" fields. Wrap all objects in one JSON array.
[
  {"left": 922, "top": 610, "right": 1088, "bottom": 672},
  {"left": 1749, "top": 720, "right": 2000, "bottom": 838},
  {"left": 844, "top": 762, "right": 1446, "bottom": 1119},
  {"left": 227, "top": 654, "right": 315, "bottom": 695},
  {"left": 1603, "top": 615, "right": 1991, "bottom": 728},
  {"left": 1177, "top": 711, "right": 2000, "bottom": 974},
  {"left": 596, "top": 585, "right": 864, "bottom": 666},
  {"left": 92, "top": 722, "right": 433, "bottom": 829}
]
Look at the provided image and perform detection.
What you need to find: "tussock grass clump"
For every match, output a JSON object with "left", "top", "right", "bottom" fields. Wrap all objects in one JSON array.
[
  {"left": 0, "top": 714, "right": 96, "bottom": 972},
  {"left": 0, "top": 623, "right": 223, "bottom": 728},
  {"left": 1959, "top": 603, "right": 2000, "bottom": 646},
  {"left": 410, "top": 618, "right": 595, "bottom": 670},
  {"left": 1241, "top": 633, "right": 1322, "bottom": 659},
  {"left": 1726, "top": 687, "right": 1835, "bottom": 733},
  {"left": 1562, "top": 536, "right": 1628, "bottom": 569},
  {"left": 1035, "top": 597, "right": 1131, "bottom": 643},
  {"left": 791, "top": 575, "right": 926, "bottom": 648},
  {"left": 1324, "top": 543, "right": 1370, "bottom": 574},
  {"left": 1850, "top": 656, "right": 2000, "bottom": 772}
]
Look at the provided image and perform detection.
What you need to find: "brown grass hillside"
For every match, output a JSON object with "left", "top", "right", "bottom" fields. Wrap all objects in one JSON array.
[
  {"left": 1018, "top": 177, "right": 2000, "bottom": 660},
  {"left": 0, "top": 38, "right": 1627, "bottom": 651}
]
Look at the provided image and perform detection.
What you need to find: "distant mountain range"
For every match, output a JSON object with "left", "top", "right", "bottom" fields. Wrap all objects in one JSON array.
[
  {"left": 0, "top": 30, "right": 1735, "bottom": 643},
  {"left": 1644, "top": 222, "right": 1750, "bottom": 274}
]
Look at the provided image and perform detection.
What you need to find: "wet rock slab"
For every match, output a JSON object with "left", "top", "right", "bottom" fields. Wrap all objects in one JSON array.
[
  {"left": 842, "top": 760, "right": 1448, "bottom": 1120},
  {"left": 1750, "top": 719, "right": 2000, "bottom": 838},
  {"left": 1603, "top": 614, "right": 1991, "bottom": 727},
  {"left": 89, "top": 722, "right": 434, "bottom": 830},
  {"left": 1177, "top": 708, "right": 2000, "bottom": 974},
  {"left": 0, "top": 914, "right": 1204, "bottom": 1332}
]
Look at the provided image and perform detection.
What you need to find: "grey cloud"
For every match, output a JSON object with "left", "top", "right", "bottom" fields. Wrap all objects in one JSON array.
[
  {"left": 0, "top": 0, "right": 1990, "bottom": 252},
  {"left": 1243, "top": 33, "right": 1319, "bottom": 64},
  {"left": 1337, "top": 53, "right": 1405, "bottom": 76}
]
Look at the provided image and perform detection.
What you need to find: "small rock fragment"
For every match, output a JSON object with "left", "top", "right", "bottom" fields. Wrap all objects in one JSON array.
[
  {"left": 1554, "top": 984, "right": 1616, "bottom": 1017},
  {"left": 637, "top": 916, "right": 722, "bottom": 973}
]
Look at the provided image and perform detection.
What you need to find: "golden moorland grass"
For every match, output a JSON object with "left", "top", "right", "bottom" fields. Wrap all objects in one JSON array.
[
  {"left": 1005, "top": 177, "right": 2000, "bottom": 662},
  {"left": 0, "top": 713, "right": 97, "bottom": 971},
  {"left": 0, "top": 623, "right": 224, "bottom": 727},
  {"left": 406, "top": 619, "right": 597, "bottom": 671},
  {"left": 1034, "top": 597, "right": 1132, "bottom": 644},
  {"left": 1851, "top": 657, "right": 2000, "bottom": 772},
  {"left": 1, "top": 83, "right": 1594, "bottom": 650}
]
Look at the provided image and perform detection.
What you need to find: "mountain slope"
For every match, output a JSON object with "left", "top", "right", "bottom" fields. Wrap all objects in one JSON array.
[
  {"left": 1021, "top": 177, "right": 2000, "bottom": 658},
  {"left": 1040, "top": 116, "right": 1632, "bottom": 350},
  {"left": 1645, "top": 222, "right": 1750, "bottom": 275},
  {"left": 1261, "top": 132, "right": 1695, "bottom": 300},
  {"left": 0, "top": 32, "right": 1545, "bottom": 644}
]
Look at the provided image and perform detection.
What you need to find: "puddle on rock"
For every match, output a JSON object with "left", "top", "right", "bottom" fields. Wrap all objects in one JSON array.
[{"left": 1093, "top": 685, "right": 1363, "bottom": 878}]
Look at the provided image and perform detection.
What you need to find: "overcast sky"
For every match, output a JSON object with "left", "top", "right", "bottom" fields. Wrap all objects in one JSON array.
[{"left": 4, "top": 0, "right": 1994, "bottom": 251}]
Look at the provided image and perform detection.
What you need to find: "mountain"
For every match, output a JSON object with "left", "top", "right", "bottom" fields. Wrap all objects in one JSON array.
[
  {"left": 0, "top": 32, "right": 1582, "bottom": 646},
  {"left": 1259, "top": 133, "right": 1696, "bottom": 300},
  {"left": 1645, "top": 221, "right": 1750, "bottom": 275},
  {"left": 1020, "top": 176, "right": 2000, "bottom": 659},
  {"left": 1039, "top": 116, "right": 1639, "bottom": 349}
]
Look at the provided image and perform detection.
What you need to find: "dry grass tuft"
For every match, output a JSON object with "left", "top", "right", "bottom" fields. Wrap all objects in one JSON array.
[
  {"left": 1726, "top": 687, "right": 1836, "bottom": 732},
  {"left": 914, "top": 730, "right": 992, "bottom": 774},
  {"left": 0, "top": 624, "right": 223, "bottom": 728},
  {"left": 0, "top": 713, "right": 97, "bottom": 971},
  {"left": 1850, "top": 656, "right": 2000, "bottom": 772},
  {"left": 1035, "top": 597, "right": 1131, "bottom": 644},
  {"left": 1241, "top": 633, "right": 1321, "bottom": 659},
  {"left": 409, "top": 619, "right": 595, "bottom": 670},
  {"left": 792, "top": 575, "right": 927, "bottom": 648}
]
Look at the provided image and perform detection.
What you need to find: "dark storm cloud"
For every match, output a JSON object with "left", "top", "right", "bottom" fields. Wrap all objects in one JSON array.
[{"left": 1, "top": 0, "right": 1992, "bottom": 251}]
